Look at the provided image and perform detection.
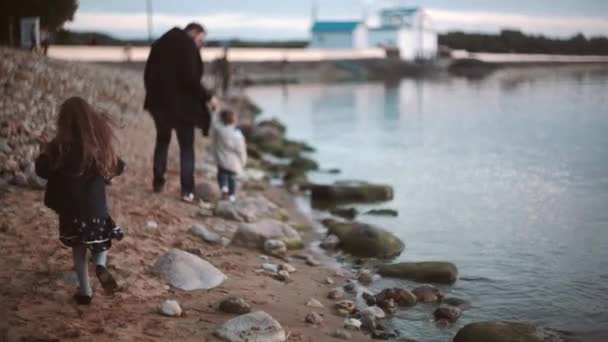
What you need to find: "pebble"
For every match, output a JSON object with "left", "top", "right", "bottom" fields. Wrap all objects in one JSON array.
[
  {"left": 343, "top": 281, "right": 357, "bottom": 294},
  {"left": 277, "top": 270, "right": 291, "bottom": 282},
  {"left": 305, "top": 311, "right": 324, "bottom": 325},
  {"left": 279, "top": 263, "right": 296, "bottom": 273},
  {"left": 332, "top": 329, "right": 352, "bottom": 340},
  {"left": 360, "top": 313, "right": 376, "bottom": 331},
  {"left": 433, "top": 305, "right": 462, "bottom": 323},
  {"left": 306, "top": 298, "right": 324, "bottom": 308},
  {"left": 262, "top": 263, "right": 279, "bottom": 274},
  {"left": 344, "top": 318, "right": 362, "bottom": 331},
  {"left": 320, "top": 234, "right": 340, "bottom": 250},
  {"left": 361, "top": 306, "right": 386, "bottom": 319},
  {"left": 219, "top": 296, "right": 251, "bottom": 315},
  {"left": 306, "top": 255, "right": 320, "bottom": 266},
  {"left": 327, "top": 288, "right": 345, "bottom": 300},
  {"left": 264, "top": 239, "right": 287, "bottom": 257},
  {"left": 334, "top": 300, "right": 356, "bottom": 314},
  {"left": 325, "top": 277, "right": 334, "bottom": 285},
  {"left": 159, "top": 299, "right": 182, "bottom": 317},
  {"left": 358, "top": 269, "right": 374, "bottom": 285},
  {"left": 146, "top": 221, "right": 159, "bottom": 229}
]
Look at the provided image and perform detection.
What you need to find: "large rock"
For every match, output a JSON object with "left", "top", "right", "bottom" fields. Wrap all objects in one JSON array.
[
  {"left": 153, "top": 249, "right": 226, "bottom": 291},
  {"left": 232, "top": 219, "right": 302, "bottom": 250},
  {"left": 377, "top": 262, "right": 458, "bottom": 284},
  {"left": 308, "top": 181, "right": 393, "bottom": 206},
  {"left": 322, "top": 219, "right": 404, "bottom": 258},
  {"left": 195, "top": 182, "right": 221, "bottom": 202},
  {"left": 375, "top": 288, "right": 417, "bottom": 308},
  {"left": 412, "top": 285, "right": 444, "bottom": 303},
  {"left": 214, "top": 194, "right": 280, "bottom": 222},
  {"left": 453, "top": 321, "right": 572, "bottom": 342},
  {"left": 215, "top": 311, "right": 286, "bottom": 342},
  {"left": 433, "top": 305, "right": 461, "bottom": 323}
]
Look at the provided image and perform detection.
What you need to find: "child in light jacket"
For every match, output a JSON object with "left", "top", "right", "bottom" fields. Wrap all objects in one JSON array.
[{"left": 209, "top": 109, "right": 247, "bottom": 201}]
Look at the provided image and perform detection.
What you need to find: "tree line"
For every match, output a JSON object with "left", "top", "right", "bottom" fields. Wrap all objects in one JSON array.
[{"left": 439, "top": 30, "right": 608, "bottom": 55}]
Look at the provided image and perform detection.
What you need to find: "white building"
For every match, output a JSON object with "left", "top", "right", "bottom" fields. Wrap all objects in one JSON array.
[
  {"left": 310, "top": 21, "right": 367, "bottom": 49},
  {"left": 310, "top": 7, "right": 438, "bottom": 61}
]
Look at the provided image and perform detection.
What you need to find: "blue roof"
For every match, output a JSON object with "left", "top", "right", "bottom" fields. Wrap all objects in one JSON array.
[
  {"left": 311, "top": 21, "right": 361, "bottom": 32},
  {"left": 380, "top": 7, "right": 420, "bottom": 17}
]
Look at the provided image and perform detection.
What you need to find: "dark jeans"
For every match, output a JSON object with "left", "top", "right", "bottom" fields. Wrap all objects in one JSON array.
[
  {"left": 153, "top": 119, "right": 195, "bottom": 194},
  {"left": 217, "top": 167, "right": 237, "bottom": 196}
]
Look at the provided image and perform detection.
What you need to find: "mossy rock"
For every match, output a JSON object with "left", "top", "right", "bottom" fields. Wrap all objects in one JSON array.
[
  {"left": 454, "top": 321, "right": 573, "bottom": 342},
  {"left": 377, "top": 262, "right": 458, "bottom": 284},
  {"left": 322, "top": 219, "right": 404, "bottom": 258},
  {"left": 283, "top": 170, "right": 308, "bottom": 187},
  {"left": 293, "top": 224, "right": 314, "bottom": 233},
  {"left": 309, "top": 181, "right": 393, "bottom": 205},
  {"left": 284, "top": 238, "right": 305, "bottom": 250},
  {"left": 330, "top": 207, "right": 358, "bottom": 220},
  {"left": 288, "top": 156, "right": 319, "bottom": 172}
]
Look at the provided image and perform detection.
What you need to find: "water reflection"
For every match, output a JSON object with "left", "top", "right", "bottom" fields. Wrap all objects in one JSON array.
[{"left": 246, "top": 65, "right": 608, "bottom": 339}]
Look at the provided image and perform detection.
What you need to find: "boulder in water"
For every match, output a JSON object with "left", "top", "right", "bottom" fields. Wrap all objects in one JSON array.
[
  {"left": 153, "top": 249, "right": 226, "bottom": 291},
  {"left": 308, "top": 181, "right": 393, "bottom": 206},
  {"left": 322, "top": 219, "right": 404, "bottom": 258},
  {"left": 453, "top": 321, "right": 571, "bottom": 342},
  {"left": 377, "top": 262, "right": 458, "bottom": 284}
]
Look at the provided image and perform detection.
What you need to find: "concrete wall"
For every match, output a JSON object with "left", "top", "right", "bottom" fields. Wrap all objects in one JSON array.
[{"left": 310, "top": 31, "right": 354, "bottom": 49}]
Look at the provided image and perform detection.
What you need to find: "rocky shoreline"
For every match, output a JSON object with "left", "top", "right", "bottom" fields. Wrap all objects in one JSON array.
[{"left": 0, "top": 47, "right": 575, "bottom": 341}]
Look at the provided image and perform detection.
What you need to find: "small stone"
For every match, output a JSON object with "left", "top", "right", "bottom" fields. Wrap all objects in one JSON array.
[
  {"left": 433, "top": 305, "right": 462, "bottom": 323},
  {"left": 191, "top": 224, "right": 224, "bottom": 245},
  {"left": 332, "top": 329, "right": 352, "bottom": 340},
  {"left": 412, "top": 285, "right": 443, "bottom": 303},
  {"left": 441, "top": 297, "right": 471, "bottom": 309},
  {"left": 279, "top": 263, "right": 296, "bottom": 273},
  {"left": 360, "top": 313, "right": 376, "bottom": 332},
  {"left": 219, "top": 296, "right": 251, "bottom": 315},
  {"left": 344, "top": 318, "right": 362, "bottom": 331},
  {"left": 306, "top": 298, "right": 324, "bottom": 308},
  {"left": 362, "top": 292, "right": 376, "bottom": 306},
  {"left": 0, "top": 141, "right": 12, "bottom": 153},
  {"left": 159, "top": 299, "right": 182, "bottom": 317},
  {"left": 305, "top": 311, "right": 324, "bottom": 325},
  {"left": 335, "top": 300, "right": 356, "bottom": 314},
  {"left": 264, "top": 239, "right": 287, "bottom": 257},
  {"left": 325, "top": 277, "right": 334, "bottom": 285},
  {"left": 262, "top": 263, "right": 279, "bottom": 274},
  {"left": 146, "top": 221, "right": 159, "bottom": 229},
  {"left": 11, "top": 172, "right": 28, "bottom": 187},
  {"left": 343, "top": 282, "right": 357, "bottom": 294},
  {"left": 259, "top": 255, "right": 270, "bottom": 262},
  {"left": 320, "top": 234, "right": 340, "bottom": 250},
  {"left": 277, "top": 270, "right": 291, "bottom": 282},
  {"left": 328, "top": 288, "right": 345, "bottom": 300},
  {"left": 358, "top": 270, "right": 374, "bottom": 285},
  {"left": 306, "top": 255, "right": 320, "bottom": 266},
  {"left": 361, "top": 306, "right": 385, "bottom": 319}
]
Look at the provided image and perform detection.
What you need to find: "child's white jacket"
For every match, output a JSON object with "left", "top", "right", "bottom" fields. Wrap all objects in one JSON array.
[{"left": 209, "top": 114, "right": 247, "bottom": 174}]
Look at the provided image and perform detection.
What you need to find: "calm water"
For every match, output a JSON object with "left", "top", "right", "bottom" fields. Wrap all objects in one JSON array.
[{"left": 246, "top": 65, "right": 608, "bottom": 341}]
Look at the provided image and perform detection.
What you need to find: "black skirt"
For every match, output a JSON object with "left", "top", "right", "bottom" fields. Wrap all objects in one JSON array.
[{"left": 59, "top": 215, "right": 123, "bottom": 252}]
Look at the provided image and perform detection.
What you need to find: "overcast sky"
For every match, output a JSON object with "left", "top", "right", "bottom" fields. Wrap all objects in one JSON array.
[{"left": 66, "top": 0, "right": 608, "bottom": 40}]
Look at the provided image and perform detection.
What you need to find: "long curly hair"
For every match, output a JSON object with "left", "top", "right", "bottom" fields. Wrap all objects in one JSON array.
[{"left": 47, "top": 96, "right": 117, "bottom": 177}]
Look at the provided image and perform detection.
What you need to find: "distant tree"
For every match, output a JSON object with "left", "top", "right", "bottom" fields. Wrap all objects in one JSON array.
[
  {"left": 0, "top": 0, "right": 78, "bottom": 45},
  {"left": 439, "top": 30, "right": 608, "bottom": 55}
]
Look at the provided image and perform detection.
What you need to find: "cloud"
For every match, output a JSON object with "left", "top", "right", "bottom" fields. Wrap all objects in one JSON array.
[
  {"left": 65, "top": 11, "right": 311, "bottom": 39},
  {"left": 65, "top": 9, "right": 608, "bottom": 39}
]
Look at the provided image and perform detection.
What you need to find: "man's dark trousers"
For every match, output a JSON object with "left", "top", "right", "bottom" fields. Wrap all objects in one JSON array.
[{"left": 152, "top": 116, "right": 195, "bottom": 195}]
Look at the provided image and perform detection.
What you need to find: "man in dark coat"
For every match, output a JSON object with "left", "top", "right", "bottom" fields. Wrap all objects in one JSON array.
[{"left": 144, "top": 22, "right": 216, "bottom": 201}]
